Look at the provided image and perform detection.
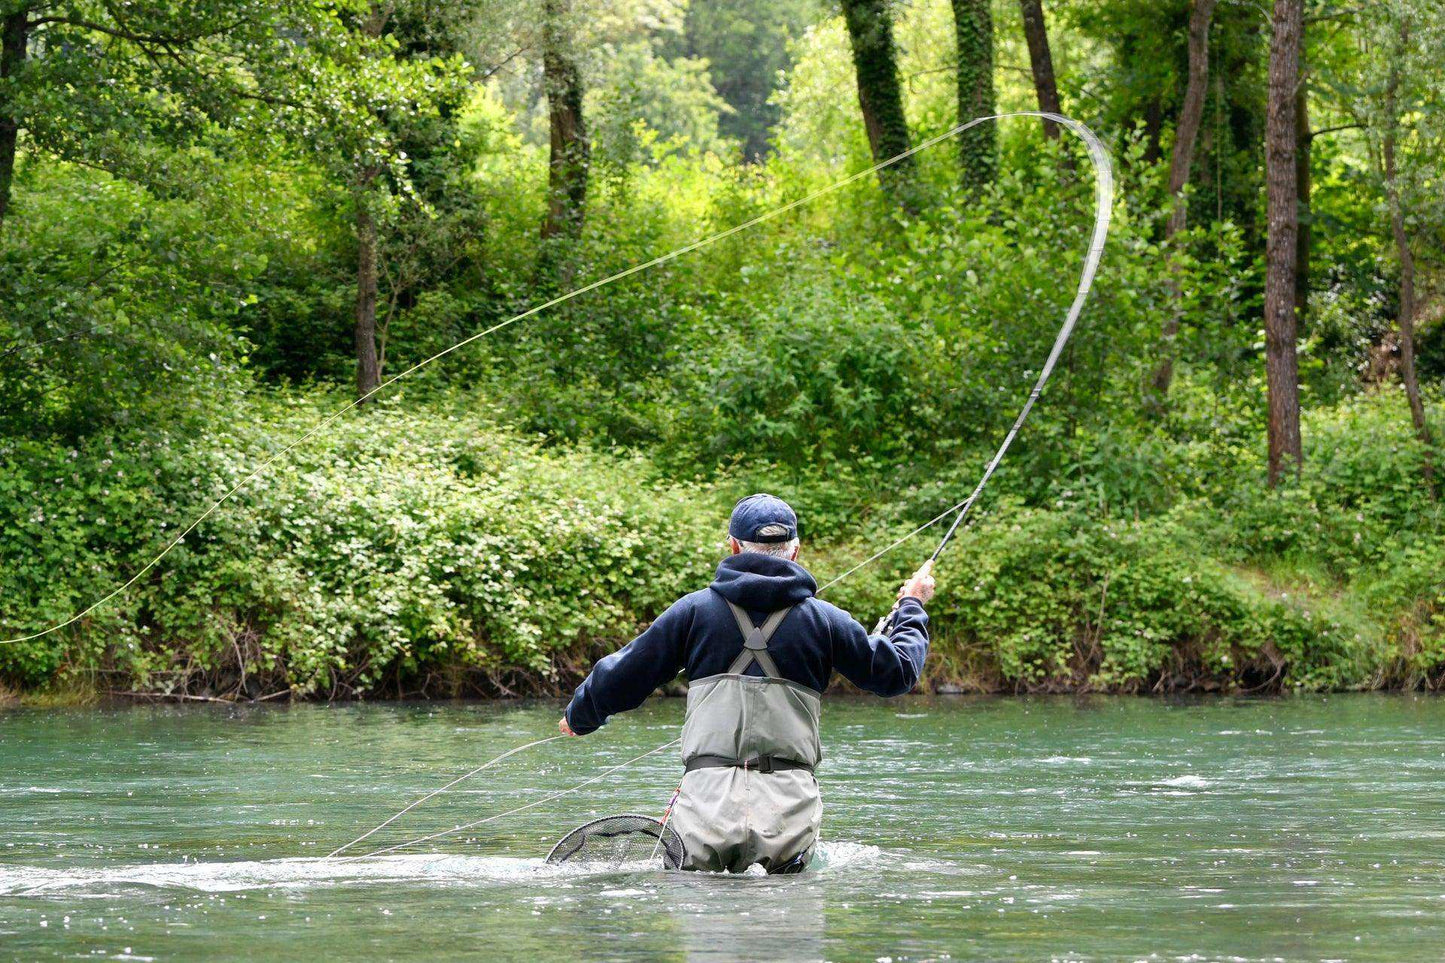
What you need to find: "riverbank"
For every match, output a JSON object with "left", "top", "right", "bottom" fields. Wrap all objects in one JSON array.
[{"left": 3, "top": 390, "right": 1442, "bottom": 702}]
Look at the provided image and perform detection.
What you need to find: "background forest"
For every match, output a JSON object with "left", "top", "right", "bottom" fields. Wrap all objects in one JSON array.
[{"left": 0, "top": 0, "right": 1442, "bottom": 702}]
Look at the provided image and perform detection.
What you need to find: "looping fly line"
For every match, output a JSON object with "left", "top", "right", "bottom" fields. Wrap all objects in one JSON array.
[
  {"left": 0, "top": 111, "right": 1112, "bottom": 647},
  {"left": 322, "top": 113, "right": 1111, "bottom": 862}
]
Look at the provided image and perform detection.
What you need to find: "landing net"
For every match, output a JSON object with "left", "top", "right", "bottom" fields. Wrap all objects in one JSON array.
[{"left": 545, "top": 815, "right": 685, "bottom": 870}]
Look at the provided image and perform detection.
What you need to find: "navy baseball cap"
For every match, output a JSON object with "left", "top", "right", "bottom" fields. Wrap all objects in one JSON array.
[{"left": 728, "top": 493, "right": 798, "bottom": 543}]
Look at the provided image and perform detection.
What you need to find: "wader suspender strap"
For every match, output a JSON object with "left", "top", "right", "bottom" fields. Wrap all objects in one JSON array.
[{"left": 723, "top": 602, "right": 793, "bottom": 678}]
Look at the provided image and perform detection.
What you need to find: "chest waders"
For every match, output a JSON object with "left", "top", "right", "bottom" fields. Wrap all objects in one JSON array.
[{"left": 669, "top": 600, "right": 823, "bottom": 874}]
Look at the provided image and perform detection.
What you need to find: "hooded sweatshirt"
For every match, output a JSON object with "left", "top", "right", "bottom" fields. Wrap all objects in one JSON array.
[{"left": 564, "top": 553, "right": 930, "bottom": 735}]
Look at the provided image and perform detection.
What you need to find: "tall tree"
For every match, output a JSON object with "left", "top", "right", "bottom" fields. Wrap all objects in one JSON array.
[
  {"left": 275, "top": 1, "right": 471, "bottom": 401},
  {"left": 1293, "top": 67, "right": 1311, "bottom": 321},
  {"left": 1017, "top": 0, "right": 1064, "bottom": 143},
  {"left": 0, "top": 0, "right": 316, "bottom": 237},
  {"left": 352, "top": 3, "right": 388, "bottom": 401},
  {"left": 540, "top": 0, "right": 588, "bottom": 239},
  {"left": 951, "top": 0, "right": 995, "bottom": 189},
  {"left": 1380, "top": 15, "right": 1436, "bottom": 492},
  {"left": 1263, "top": 0, "right": 1304, "bottom": 486},
  {"left": 0, "top": 1, "right": 462, "bottom": 404},
  {"left": 1149, "top": 0, "right": 1218, "bottom": 400},
  {"left": 672, "top": 0, "right": 820, "bottom": 161},
  {"left": 0, "top": 6, "right": 27, "bottom": 231},
  {"left": 839, "top": 0, "right": 914, "bottom": 199}
]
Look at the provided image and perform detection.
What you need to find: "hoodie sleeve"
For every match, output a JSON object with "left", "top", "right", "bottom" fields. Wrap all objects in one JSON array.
[
  {"left": 564, "top": 597, "right": 692, "bottom": 735},
  {"left": 830, "top": 597, "right": 930, "bottom": 697}
]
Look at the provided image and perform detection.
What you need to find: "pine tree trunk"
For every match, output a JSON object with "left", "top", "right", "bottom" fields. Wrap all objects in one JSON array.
[
  {"left": 1017, "top": 0, "right": 1063, "bottom": 142},
  {"left": 839, "top": 0, "right": 914, "bottom": 200},
  {"left": 1149, "top": 0, "right": 1217, "bottom": 400},
  {"left": 1382, "top": 18, "right": 1436, "bottom": 493},
  {"left": 354, "top": 187, "right": 382, "bottom": 400},
  {"left": 1263, "top": 0, "right": 1304, "bottom": 487},
  {"left": 951, "top": 0, "right": 995, "bottom": 190},
  {"left": 0, "top": 10, "right": 29, "bottom": 234},
  {"left": 541, "top": 0, "right": 588, "bottom": 239}
]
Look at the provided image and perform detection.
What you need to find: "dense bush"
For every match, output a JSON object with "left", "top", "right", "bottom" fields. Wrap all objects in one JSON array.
[
  {"left": 0, "top": 393, "right": 724, "bottom": 697},
  {"left": 2, "top": 391, "right": 1439, "bottom": 698}
]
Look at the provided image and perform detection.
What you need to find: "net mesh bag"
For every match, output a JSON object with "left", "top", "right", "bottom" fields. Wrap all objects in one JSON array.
[{"left": 545, "top": 814, "right": 685, "bottom": 870}]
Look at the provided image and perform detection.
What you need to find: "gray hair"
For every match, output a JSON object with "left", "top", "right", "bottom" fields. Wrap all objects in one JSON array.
[{"left": 736, "top": 523, "right": 799, "bottom": 559}]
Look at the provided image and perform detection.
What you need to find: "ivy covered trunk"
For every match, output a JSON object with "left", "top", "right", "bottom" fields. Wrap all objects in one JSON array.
[
  {"left": 1263, "top": 0, "right": 1304, "bottom": 486},
  {"left": 541, "top": 0, "right": 588, "bottom": 239},
  {"left": 951, "top": 0, "right": 995, "bottom": 191},
  {"left": 839, "top": 0, "right": 914, "bottom": 201},
  {"left": 0, "top": 9, "right": 28, "bottom": 233}
]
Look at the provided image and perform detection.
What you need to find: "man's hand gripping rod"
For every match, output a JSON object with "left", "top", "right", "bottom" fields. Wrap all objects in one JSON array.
[{"left": 872, "top": 558, "right": 937, "bottom": 634}]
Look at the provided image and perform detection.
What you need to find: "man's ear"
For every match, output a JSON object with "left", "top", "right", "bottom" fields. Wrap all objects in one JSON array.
[
  {"left": 728, "top": 536, "right": 742, "bottom": 555},
  {"left": 788, "top": 545, "right": 800, "bottom": 561}
]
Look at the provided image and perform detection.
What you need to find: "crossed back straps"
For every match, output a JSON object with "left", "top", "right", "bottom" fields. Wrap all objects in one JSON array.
[{"left": 723, "top": 601, "right": 794, "bottom": 678}]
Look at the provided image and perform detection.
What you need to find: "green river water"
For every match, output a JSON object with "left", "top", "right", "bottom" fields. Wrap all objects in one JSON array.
[{"left": 2, "top": 695, "right": 1443, "bottom": 961}]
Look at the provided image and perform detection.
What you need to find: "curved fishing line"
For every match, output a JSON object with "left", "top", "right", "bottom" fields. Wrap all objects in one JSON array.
[
  {"left": 2, "top": 111, "right": 1097, "bottom": 648},
  {"left": 818, "top": 113, "right": 1113, "bottom": 590},
  {"left": 325, "top": 734, "right": 565, "bottom": 859},
  {"left": 337, "top": 737, "right": 681, "bottom": 861},
  {"left": 331, "top": 656, "right": 732, "bottom": 859},
  {"left": 320, "top": 115, "right": 1111, "bottom": 858}
]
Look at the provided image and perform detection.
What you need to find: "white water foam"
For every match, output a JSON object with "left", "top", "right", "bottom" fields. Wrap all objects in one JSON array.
[
  {"left": 0, "top": 854, "right": 556, "bottom": 897},
  {"left": 1, "top": 840, "right": 905, "bottom": 897}
]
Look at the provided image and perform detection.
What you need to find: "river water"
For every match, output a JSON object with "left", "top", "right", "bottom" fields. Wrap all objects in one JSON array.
[{"left": 1, "top": 696, "right": 1442, "bottom": 961}]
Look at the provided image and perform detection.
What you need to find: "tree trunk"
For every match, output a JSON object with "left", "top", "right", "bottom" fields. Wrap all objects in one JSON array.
[
  {"left": 1017, "top": 0, "right": 1063, "bottom": 142},
  {"left": 350, "top": 3, "right": 386, "bottom": 401},
  {"left": 1263, "top": 0, "right": 1303, "bottom": 487},
  {"left": 839, "top": 0, "right": 914, "bottom": 200},
  {"left": 1149, "top": 0, "right": 1217, "bottom": 400},
  {"left": 1382, "top": 18, "right": 1436, "bottom": 493},
  {"left": 951, "top": 0, "right": 995, "bottom": 190},
  {"left": 540, "top": 0, "right": 588, "bottom": 239},
  {"left": 1294, "top": 63, "right": 1311, "bottom": 321},
  {"left": 1141, "top": 97, "right": 1165, "bottom": 166},
  {"left": 0, "top": 10, "right": 29, "bottom": 234},
  {"left": 354, "top": 188, "right": 382, "bottom": 400}
]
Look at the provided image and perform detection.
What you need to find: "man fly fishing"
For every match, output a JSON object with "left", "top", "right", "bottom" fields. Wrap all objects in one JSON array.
[{"left": 559, "top": 493, "right": 934, "bottom": 874}]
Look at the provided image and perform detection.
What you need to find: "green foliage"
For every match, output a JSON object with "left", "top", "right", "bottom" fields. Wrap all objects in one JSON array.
[
  {"left": 4, "top": 1, "right": 337, "bottom": 185},
  {"left": 3, "top": 391, "right": 1438, "bottom": 698},
  {"left": 0, "top": 164, "right": 255, "bottom": 438},
  {"left": 1, "top": 0, "right": 1443, "bottom": 699},
  {"left": 0, "top": 393, "right": 726, "bottom": 695},
  {"left": 665, "top": 0, "right": 824, "bottom": 159}
]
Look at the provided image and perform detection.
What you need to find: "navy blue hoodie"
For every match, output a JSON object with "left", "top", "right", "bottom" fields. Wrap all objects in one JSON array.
[{"left": 564, "top": 553, "right": 930, "bottom": 735}]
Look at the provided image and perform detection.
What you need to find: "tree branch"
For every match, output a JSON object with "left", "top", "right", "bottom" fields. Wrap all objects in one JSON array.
[{"left": 1310, "top": 121, "right": 1364, "bottom": 138}]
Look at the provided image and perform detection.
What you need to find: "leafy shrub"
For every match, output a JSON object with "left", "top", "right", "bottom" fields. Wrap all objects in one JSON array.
[
  {"left": 2, "top": 389, "right": 1439, "bottom": 697},
  {"left": 0, "top": 392, "right": 725, "bottom": 696}
]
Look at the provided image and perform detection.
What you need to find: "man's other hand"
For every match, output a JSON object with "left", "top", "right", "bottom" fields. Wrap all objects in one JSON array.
[
  {"left": 558, "top": 716, "right": 578, "bottom": 736},
  {"left": 899, "top": 559, "right": 936, "bottom": 604}
]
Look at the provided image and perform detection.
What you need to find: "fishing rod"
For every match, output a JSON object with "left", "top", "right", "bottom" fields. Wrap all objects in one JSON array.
[
  {"left": 924, "top": 114, "right": 1110, "bottom": 564},
  {"left": 822, "top": 114, "right": 1111, "bottom": 602},
  {"left": 324, "top": 113, "right": 1114, "bottom": 860}
]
